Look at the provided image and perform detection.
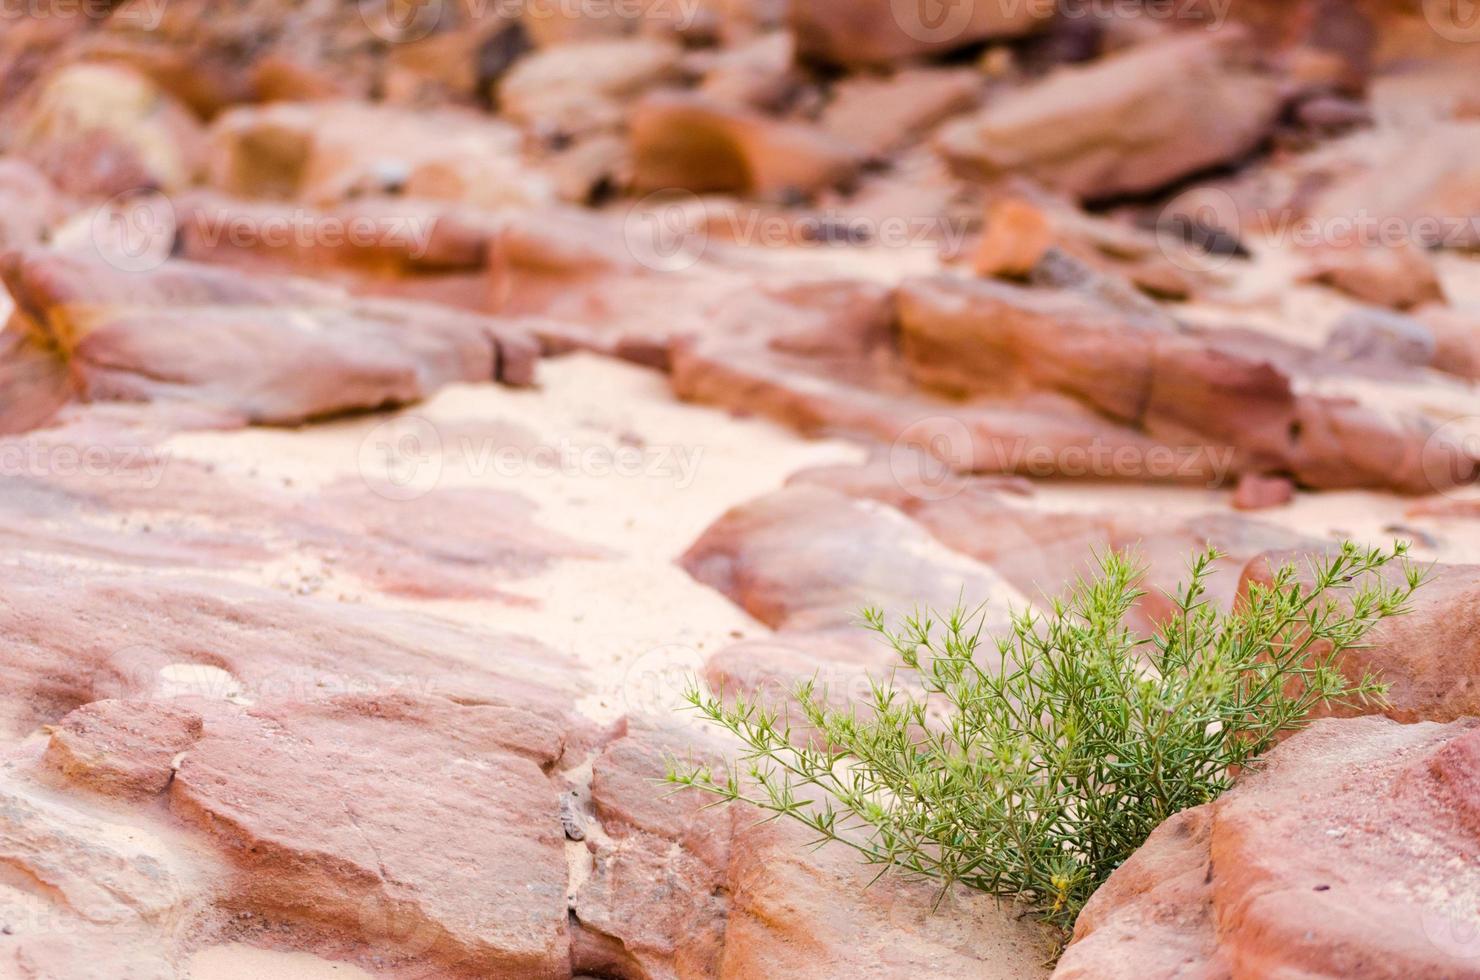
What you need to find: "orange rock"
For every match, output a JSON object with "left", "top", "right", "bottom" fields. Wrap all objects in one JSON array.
[
  {"left": 790, "top": 0, "right": 1051, "bottom": 67},
  {"left": 630, "top": 90, "right": 860, "bottom": 198},
  {"left": 972, "top": 197, "right": 1056, "bottom": 279}
]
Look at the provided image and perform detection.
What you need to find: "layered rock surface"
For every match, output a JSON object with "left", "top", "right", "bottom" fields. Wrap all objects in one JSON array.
[{"left": 2, "top": 1, "right": 1480, "bottom": 977}]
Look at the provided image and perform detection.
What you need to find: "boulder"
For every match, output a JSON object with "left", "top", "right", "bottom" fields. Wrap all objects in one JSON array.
[
  {"left": 896, "top": 275, "right": 1478, "bottom": 493},
  {"left": 1304, "top": 242, "right": 1446, "bottom": 310},
  {"left": 170, "top": 694, "right": 571, "bottom": 977},
  {"left": 0, "top": 250, "right": 538, "bottom": 424},
  {"left": 1231, "top": 472, "right": 1296, "bottom": 510},
  {"left": 577, "top": 725, "right": 1056, "bottom": 979},
  {"left": 1057, "top": 717, "right": 1480, "bottom": 979},
  {"left": 789, "top": 0, "right": 1051, "bottom": 67},
  {"left": 1323, "top": 307, "right": 1438, "bottom": 365},
  {"left": 680, "top": 484, "right": 1026, "bottom": 630},
  {"left": 819, "top": 68, "right": 981, "bottom": 157},
  {"left": 938, "top": 33, "right": 1283, "bottom": 200},
  {"left": 14, "top": 63, "right": 204, "bottom": 197},
  {"left": 205, "top": 101, "right": 551, "bottom": 208},
  {"left": 1241, "top": 554, "right": 1480, "bottom": 724},
  {"left": 499, "top": 38, "right": 683, "bottom": 137},
  {"left": 630, "top": 91, "right": 861, "bottom": 198},
  {"left": 44, "top": 699, "right": 203, "bottom": 800}
]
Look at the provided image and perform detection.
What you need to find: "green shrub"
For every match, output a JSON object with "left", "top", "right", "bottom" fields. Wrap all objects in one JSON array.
[{"left": 668, "top": 543, "right": 1421, "bottom": 933}]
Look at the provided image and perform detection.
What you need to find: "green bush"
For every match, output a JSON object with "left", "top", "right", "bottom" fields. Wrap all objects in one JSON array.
[{"left": 668, "top": 543, "right": 1421, "bottom": 933}]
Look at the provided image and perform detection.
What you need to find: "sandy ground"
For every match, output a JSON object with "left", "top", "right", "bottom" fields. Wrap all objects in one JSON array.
[{"left": 164, "top": 353, "right": 865, "bottom": 723}]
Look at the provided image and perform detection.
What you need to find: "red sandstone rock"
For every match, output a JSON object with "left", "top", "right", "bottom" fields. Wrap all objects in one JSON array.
[
  {"left": 205, "top": 101, "right": 551, "bottom": 208},
  {"left": 0, "top": 326, "right": 73, "bottom": 435},
  {"left": 44, "top": 699, "right": 203, "bottom": 800},
  {"left": 1422, "top": 307, "right": 1480, "bottom": 381},
  {"left": 0, "top": 564, "right": 583, "bottom": 740},
  {"left": 1241, "top": 553, "right": 1480, "bottom": 724},
  {"left": 629, "top": 91, "right": 861, "bottom": 199},
  {"left": 1231, "top": 473, "right": 1296, "bottom": 510},
  {"left": 171, "top": 694, "right": 571, "bottom": 977},
  {"left": 1056, "top": 716, "right": 1480, "bottom": 979},
  {"left": 680, "top": 484, "right": 1023, "bottom": 631},
  {"left": 0, "top": 159, "right": 68, "bottom": 249},
  {"left": 819, "top": 68, "right": 981, "bottom": 158},
  {"left": 0, "top": 250, "right": 538, "bottom": 424},
  {"left": 577, "top": 724, "right": 1056, "bottom": 979},
  {"left": 14, "top": 63, "right": 204, "bottom": 198},
  {"left": 938, "top": 33, "right": 1283, "bottom": 200},
  {"left": 789, "top": 0, "right": 1050, "bottom": 67},
  {"left": 896, "top": 275, "right": 1477, "bottom": 493},
  {"left": 1304, "top": 242, "right": 1446, "bottom": 310}
]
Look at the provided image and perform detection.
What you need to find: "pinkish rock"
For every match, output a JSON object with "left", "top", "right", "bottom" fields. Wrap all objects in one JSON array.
[
  {"left": 0, "top": 326, "right": 73, "bottom": 435},
  {"left": 170, "top": 694, "right": 570, "bottom": 977},
  {"left": 1304, "top": 242, "right": 1446, "bottom": 310},
  {"left": 577, "top": 724, "right": 1055, "bottom": 979},
  {"left": 205, "top": 101, "right": 551, "bottom": 208},
  {"left": 790, "top": 0, "right": 1050, "bottom": 67},
  {"left": 44, "top": 699, "right": 203, "bottom": 800},
  {"left": 0, "top": 250, "right": 537, "bottom": 424},
  {"left": 819, "top": 68, "right": 981, "bottom": 157},
  {"left": 0, "top": 159, "right": 67, "bottom": 249},
  {"left": 1231, "top": 473, "right": 1296, "bottom": 510},
  {"left": 0, "top": 564, "right": 583, "bottom": 740},
  {"left": 938, "top": 33, "right": 1283, "bottom": 200},
  {"left": 499, "top": 38, "right": 682, "bottom": 137},
  {"left": 897, "top": 274, "right": 1477, "bottom": 493},
  {"left": 681, "top": 484, "right": 1024, "bottom": 630},
  {"left": 1241, "top": 554, "right": 1480, "bottom": 724},
  {"left": 14, "top": 63, "right": 205, "bottom": 197},
  {"left": 1422, "top": 306, "right": 1480, "bottom": 381},
  {"left": 1056, "top": 716, "right": 1480, "bottom": 979}
]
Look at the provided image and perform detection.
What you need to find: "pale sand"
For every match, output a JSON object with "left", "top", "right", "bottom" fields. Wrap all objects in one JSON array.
[
  {"left": 189, "top": 945, "right": 375, "bottom": 980},
  {"left": 163, "top": 353, "right": 865, "bottom": 721}
]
